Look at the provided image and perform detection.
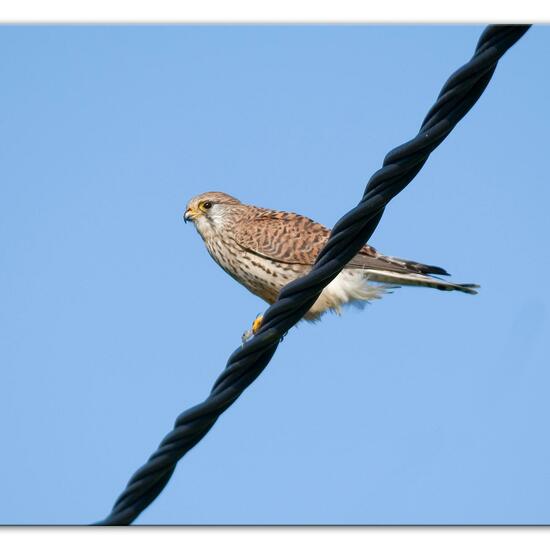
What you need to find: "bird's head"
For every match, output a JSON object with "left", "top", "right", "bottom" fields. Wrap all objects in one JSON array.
[{"left": 184, "top": 191, "right": 242, "bottom": 238}]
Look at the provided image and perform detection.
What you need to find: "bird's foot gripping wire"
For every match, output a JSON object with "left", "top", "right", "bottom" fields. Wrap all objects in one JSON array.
[{"left": 241, "top": 313, "right": 264, "bottom": 343}]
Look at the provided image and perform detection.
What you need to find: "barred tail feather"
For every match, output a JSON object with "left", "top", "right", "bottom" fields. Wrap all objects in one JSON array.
[
  {"left": 305, "top": 267, "right": 478, "bottom": 322},
  {"left": 363, "top": 269, "right": 479, "bottom": 295}
]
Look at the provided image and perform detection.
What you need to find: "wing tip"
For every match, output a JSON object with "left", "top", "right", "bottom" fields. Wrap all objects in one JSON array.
[{"left": 424, "top": 264, "right": 451, "bottom": 276}]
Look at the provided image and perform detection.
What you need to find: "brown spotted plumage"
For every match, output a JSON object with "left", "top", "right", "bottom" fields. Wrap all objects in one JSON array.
[{"left": 184, "top": 192, "right": 478, "bottom": 331}]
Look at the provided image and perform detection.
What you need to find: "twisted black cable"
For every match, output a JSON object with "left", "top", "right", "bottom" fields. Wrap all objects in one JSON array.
[{"left": 95, "top": 25, "right": 531, "bottom": 525}]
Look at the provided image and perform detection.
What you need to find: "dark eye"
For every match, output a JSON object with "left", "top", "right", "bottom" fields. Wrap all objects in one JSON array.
[{"left": 202, "top": 201, "right": 212, "bottom": 210}]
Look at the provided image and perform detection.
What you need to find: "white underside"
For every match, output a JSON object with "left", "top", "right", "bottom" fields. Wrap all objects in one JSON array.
[{"left": 306, "top": 269, "right": 390, "bottom": 321}]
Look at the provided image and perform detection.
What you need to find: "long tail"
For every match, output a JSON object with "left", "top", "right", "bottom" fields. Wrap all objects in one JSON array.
[{"left": 362, "top": 269, "right": 479, "bottom": 294}]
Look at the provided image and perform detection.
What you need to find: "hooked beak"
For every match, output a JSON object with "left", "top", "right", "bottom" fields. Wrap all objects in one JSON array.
[{"left": 183, "top": 208, "right": 196, "bottom": 223}]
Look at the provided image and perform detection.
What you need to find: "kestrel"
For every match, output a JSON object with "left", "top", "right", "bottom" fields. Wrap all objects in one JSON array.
[{"left": 184, "top": 192, "right": 478, "bottom": 340}]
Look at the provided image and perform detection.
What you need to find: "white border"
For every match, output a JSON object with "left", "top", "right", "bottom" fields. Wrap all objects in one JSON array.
[
  {"left": 1, "top": 527, "right": 550, "bottom": 550},
  {"left": 0, "top": 0, "right": 546, "bottom": 23}
]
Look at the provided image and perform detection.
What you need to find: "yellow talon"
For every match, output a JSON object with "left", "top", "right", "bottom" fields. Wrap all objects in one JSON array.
[
  {"left": 242, "top": 314, "right": 264, "bottom": 343},
  {"left": 252, "top": 314, "right": 263, "bottom": 334}
]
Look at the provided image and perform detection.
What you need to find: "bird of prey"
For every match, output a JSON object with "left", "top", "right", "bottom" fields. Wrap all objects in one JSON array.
[{"left": 184, "top": 191, "right": 478, "bottom": 340}]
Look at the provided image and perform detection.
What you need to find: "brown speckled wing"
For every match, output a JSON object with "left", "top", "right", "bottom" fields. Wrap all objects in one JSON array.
[
  {"left": 231, "top": 207, "right": 380, "bottom": 266},
  {"left": 231, "top": 206, "right": 448, "bottom": 276},
  {"left": 231, "top": 209, "right": 328, "bottom": 265}
]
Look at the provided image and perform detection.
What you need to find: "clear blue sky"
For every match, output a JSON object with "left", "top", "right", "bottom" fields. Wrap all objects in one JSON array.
[{"left": 1, "top": 25, "right": 548, "bottom": 525}]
